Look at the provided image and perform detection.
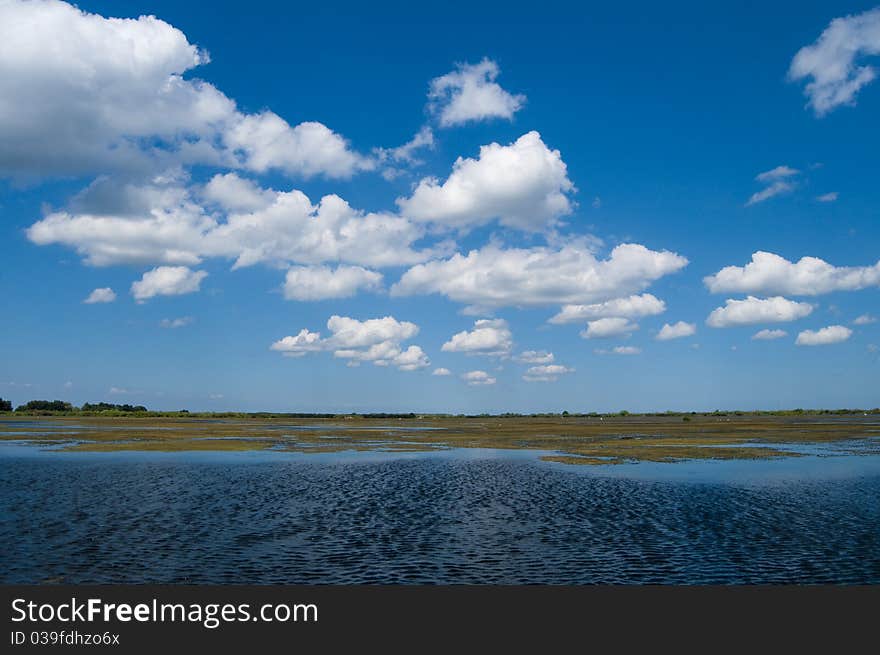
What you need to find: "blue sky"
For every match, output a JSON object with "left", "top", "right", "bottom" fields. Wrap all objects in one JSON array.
[{"left": 1, "top": 0, "right": 879, "bottom": 413}]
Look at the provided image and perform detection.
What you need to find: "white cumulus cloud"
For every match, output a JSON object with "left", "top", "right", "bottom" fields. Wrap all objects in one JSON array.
[
  {"left": 83, "top": 287, "right": 116, "bottom": 304},
  {"left": 461, "top": 370, "right": 496, "bottom": 386},
  {"left": 854, "top": 314, "right": 877, "bottom": 325},
  {"left": 270, "top": 329, "right": 324, "bottom": 358},
  {"left": 705, "top": 251, "right": 880, "bottom": 296},
  {"left": 396, "top": 131, "right": 574, "bottom": 232},
  {"left": 270, "top": 316, "right": 428, "bottom": 371},
  {"left": 595, "top": 346, "right": 642, "bottom": 355},
  {"left": 392, "top": 243, "right": 687, "bottom": 311},
  {"left": 656, "top": 321, "right": 697, "bottom": 340},
  {"left": 752, "top": 329, "right": 788, "bottom": 340},
  {"left": 283, "top": 265, "right": 382, "bottom": 301},
  {"left": 27, "top": 175, "right": 442, "bottom": 270},
  {"left": 549, "top": 293, "right": 666, "bottom": 324},
  {"left": 581, "top": 317, "right": 638, "bottom": 339},
  {"left": 514, "top": 350, "right": 555, "bottom": 364},
  {"left": 442, "top": 319, "right": 513, "bottom": 356},
  {"left": 796, "top": 325, "right": 853, "bottom": 346},
  {"left": 130, "top": 266, "right": 207, "bottom": 301},
  {"left": 789, "top": 8, "right": 880, "bottom": 116},
  {"left": 432, "top": 367, "right": 452, "bottom": 376},
  {"left": 706, "top": 296, "right": 814, "bottom": 328},
  {"left": 428, "top": 58, "right": 525, "bottom": 127},
  {"left": 522, "top": 364, "right": 574, "bottom": 382},
  {"left": 0, "top": 0, "right": 369, "bottom": 179}
]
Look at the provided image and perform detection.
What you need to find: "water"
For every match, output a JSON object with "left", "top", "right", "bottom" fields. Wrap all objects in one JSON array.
[{"left": 2, "top": 444, "right": 879, "bottom": 584}]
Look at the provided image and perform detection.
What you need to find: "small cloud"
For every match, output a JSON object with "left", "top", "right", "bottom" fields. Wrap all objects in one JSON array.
[
  {"left": 83, "top": 287, "right": 116, "bottom": 304},
  {"left": 159, "top": 316, "right": 194, "bottom": 329},
  {"left": 752, "top": 329, "right": 788, "bottom": 340},
  {"left": 63, "top": 380, "right": 73, "bottom": 389},
  {"left": 580, "top": 317, "right": 638, "bottom": 339},
  {"left": 816, "top": 192, "right": 839, "bottom": 202},
  {"left": 595, "top": 346, "right": 641, "bottom": 355},
  {"left": 513, "top": 350, "right": 554, "bottom": 364},
  {"left": 209, "top": 393, "right": 224, "bottom": 400},
  {"left": 461, "top": 370, "right": 496, "bottom": 386},
  {"left": 522, "top": 364, "right": 574, "bottom": 382},
  {"left": 796, "top": 325, "right": 852, "bottom": 346},
  {"left": 428, "top": 58, "right": 525, "bottom": 127},
  {"left": 656, "top": 321, "right": 697, "bottom": 341},
  {"left": 853, "top": 314, "right": 877, "bottom": 325},
  {"left": 746, "top": 166, "right": 799, "bottom": 206},
  {"left": 868, "top": 344, "right": 878, "bottom": 353},
  {"left": 755, "top": 166, "right": 799, "bottom": 183},
  {"left": 592, "top": 197, "right": 601, "bottom": 209},
  {"left": 432, "top": 367, "right": 452, "bottom": 376},
  {"left": 131, "top": 266, "right": 207, "bottom": 302},
  {"left": 109, "top": 387, "right": 128, "bottom": 394}
]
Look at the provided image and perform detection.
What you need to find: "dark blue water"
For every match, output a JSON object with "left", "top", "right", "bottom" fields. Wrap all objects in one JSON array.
[{"left": 2, "top": 446, "right": 879, "bottom": 584}]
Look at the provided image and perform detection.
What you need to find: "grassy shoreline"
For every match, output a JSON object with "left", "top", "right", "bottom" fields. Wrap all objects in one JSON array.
[{"left": 2, "top": 413, "right": 878, "bottom": 464}]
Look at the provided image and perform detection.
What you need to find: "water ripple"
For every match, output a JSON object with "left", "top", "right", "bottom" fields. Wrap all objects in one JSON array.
[{"left": 2, "top": 457, "right": 879, "bottom": 584}]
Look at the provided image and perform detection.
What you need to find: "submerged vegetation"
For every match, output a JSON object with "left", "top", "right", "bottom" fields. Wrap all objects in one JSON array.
[{"left": 1, "top": 413, "right": 878, "bottom": 465}]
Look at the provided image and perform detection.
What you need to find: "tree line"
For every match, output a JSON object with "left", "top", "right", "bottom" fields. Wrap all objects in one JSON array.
[{"left": 1, "top": 399, "right": 148, "bottom": 413}]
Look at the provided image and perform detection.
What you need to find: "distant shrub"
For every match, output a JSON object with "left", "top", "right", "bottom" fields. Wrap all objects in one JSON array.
[{"left": 15, "top": 400, "right": 73, "bottom": 412}]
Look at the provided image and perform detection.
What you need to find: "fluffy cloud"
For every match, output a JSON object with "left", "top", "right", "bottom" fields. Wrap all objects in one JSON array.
[
  {"left": 461, "top": 370, "right": 496, "bottom": 386},
  {"left": 704, "top": 251, "right": 880, "bottom": 296},
  {"left": 522, "top": 364, "right": 574, "bottom": 382},
  {"left": 270, "top": 316, "right": 428, "bottom": 371},
  {"left": 396, "top": 131, "right": 574, "bottom": 232},
  {"left": 83, "top": 287, "right": 116, "bottom": 304},
  {"left": 752, "top": 329, "right": 788, "bottom": 340},
  {"left": 789, "top": 8, "right": 880, "bottom": 116},
  {"left": 224, "top": 113, "right": 373, "bottom": 179},
  {"left": 392, "top": 243, "right": 687, "bottom": 311},
  {"left": 549, "top": 293, "right": 666, "bottom": 324},
  {"left": 390, "top": 346, "right": 431, "bottom": 371},
  {"left": 269, "top": 329, "right": 324, "bottom": 358},
  {"left": 28, "top": 175, "right": 440, "bottom": 269},
  {"left": 130, "top": 266, "right": 207, "bottom": 301},
  {"left": 432, "top": 367, "right": 452, "bottom": 376},
  {"left": 817, "top": 192, "right": 839, "bottom": 203},
  {"left": 796, "top": 325, "right": 853, "bottom": 346},
  {"left": 201, "top": 173, "right": 275, "bottom": 213},
  {"left": 283, "top": 265, "right": 382, "bottom": 301},
  {"left": 326, "top": 315, "right": 418, "bottom": 349},
  {"left": 159, "top": 316, "right": 193, "bottom": 329},
  {"left": 854, "top": 314, "right": 877, "bottom": 325},
  {"left": 428, "top": 58, "right": 525, "bottom": 127},
  {"left": 746, "top": 166, "right": 799, "bottom": 206},
  {"left": 595, "top": 346, "right": 641, "bottom": 355},
  {"left": 374, "top": 126, "right": 435, "bottom": 166},
  {"left": 0, "top": 0, "right": 368, "bottom": 179},
  {"left": 656, "top": 321, "right": 697, "bottom": 340},
  {"left": 514, "top": 350, "right": 555, "bottom": 364},
  {"left": 706, "top": 296, "right": 813, "bottom": 328},
  {"left": 581, "top": 317, "right": 638, "bottom": 339},
  {"left": 442, "top": 319, "right": 513, "bottom": 356}
]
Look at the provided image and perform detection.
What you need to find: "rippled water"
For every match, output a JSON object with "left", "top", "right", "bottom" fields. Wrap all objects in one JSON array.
[{"left": 2, "top": 447, "right": 879, "bottom": 584}]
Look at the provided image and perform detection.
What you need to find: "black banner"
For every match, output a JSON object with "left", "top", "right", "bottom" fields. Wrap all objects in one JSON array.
[{"left": 2, "top": 585, "right": 878, "bottom": 651}]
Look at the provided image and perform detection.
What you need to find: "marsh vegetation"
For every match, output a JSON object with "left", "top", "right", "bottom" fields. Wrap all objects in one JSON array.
[{"left": 2, "top": 414, "right": 878, "bottom": 464}]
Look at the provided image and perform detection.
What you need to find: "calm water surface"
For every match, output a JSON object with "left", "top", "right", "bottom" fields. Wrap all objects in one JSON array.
[{"left": 2, "top": 443, "right": 879, "bottom": 584}]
